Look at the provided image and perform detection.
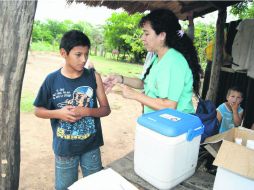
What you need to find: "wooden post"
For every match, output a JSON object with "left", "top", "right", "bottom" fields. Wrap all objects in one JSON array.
[
  {"left": 206, "top": 8, "right": 227, "bottom": 102},
  {"left": 187, "top": 12, "right": 194, "bottom": 41},
  {"left": 0, "top": 1, "right": 37, "bottom": 189}
]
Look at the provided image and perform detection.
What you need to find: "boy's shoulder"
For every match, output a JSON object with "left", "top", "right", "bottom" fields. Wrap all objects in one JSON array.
[
  {"left": 48, "top": 68, "right": 61, "bottom": 76},
  {"left": 86, "top": 67, "right": 95, "bottom": 74},
  {"left": 42, "top": 69, "right": 61, "bottom": 86},
  {"left": 217, "top": 103, "right": 227, "bottom": 112},
  {"left": 45, "top": 69, "right": 61, "bottom": 80},
  {"left": 217, "top": 102, "right": 226, "bottom": 108},
  {"left": 86, "top": 68, "right": 96, "bottom": 79}
]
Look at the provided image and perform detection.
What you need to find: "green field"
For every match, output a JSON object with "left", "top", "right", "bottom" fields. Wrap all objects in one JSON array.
[{"left": 90, "top": 55, "right": 142, "bottom": 77}]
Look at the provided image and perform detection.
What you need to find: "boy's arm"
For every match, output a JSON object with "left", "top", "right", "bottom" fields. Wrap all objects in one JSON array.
[
  {"left": 34, "top": 106, "right": 80, "bottom": 123},
  {"left": 94, "top": 72, "right": 111, "bottom": 117},
  {"left": 231, "top": 103, "right": 243, "bottom": 126},
  {"left": 216, "top": 111, "right": 222, "bottom": 124},
  {"left": 73, "top": 72, "right": 111, "bottom": 118},
  {"left": 232, "top": 110, "right": 243, "bottom": 126}
]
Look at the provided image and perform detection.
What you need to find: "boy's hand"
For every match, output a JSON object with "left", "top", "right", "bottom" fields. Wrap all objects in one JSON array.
[
  {"left": 71, "top": 106, "right": 89, "bottom": 118},
  {"left": 230, "top": 102, "right": 239, "bottom": 113},
  {"left": 58, "top": 105, "right": 81, "bottom": 122}
]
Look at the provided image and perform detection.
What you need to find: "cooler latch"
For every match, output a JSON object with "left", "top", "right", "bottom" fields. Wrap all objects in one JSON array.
[{"left": 186, "top": 125, "right": 204, "bottom": 141}]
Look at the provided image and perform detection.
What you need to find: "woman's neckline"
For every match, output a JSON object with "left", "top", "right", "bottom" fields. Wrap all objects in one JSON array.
[{"left": 157, "top": 47, "right": 169, "bottom": 61}]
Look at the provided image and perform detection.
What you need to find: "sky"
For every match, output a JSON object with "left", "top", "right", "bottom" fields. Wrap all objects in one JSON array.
[
  {"left": 35, "top": 0, "right": 119, "bottom": 25},
  {"left": 35, "top": 0, "right": 238, "bottom": 26}
]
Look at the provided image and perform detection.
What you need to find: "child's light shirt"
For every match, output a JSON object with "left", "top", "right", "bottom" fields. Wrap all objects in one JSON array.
[{"left": 217, "top": 103, "right": 243, "bottom": 133}]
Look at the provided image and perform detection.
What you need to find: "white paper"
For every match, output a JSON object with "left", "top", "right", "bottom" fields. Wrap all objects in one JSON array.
[{"left": 68, "top": 168, "right": 138, "bottom": 190}]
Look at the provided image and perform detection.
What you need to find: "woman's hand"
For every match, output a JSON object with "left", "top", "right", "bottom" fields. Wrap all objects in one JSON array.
[
  {"left": 121, "top": 84, "right": 139, "bottom": 100},
  {"left": 103, "top": 74, "right": 122, "bottom": 94}
]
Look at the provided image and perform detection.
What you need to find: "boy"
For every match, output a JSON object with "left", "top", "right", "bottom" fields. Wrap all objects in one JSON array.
[
  {"left": 217, "top": 86, "right": 243, "bottom": 133},
  {"left": 33, "top": 30, "right": 111, "bottom": 190}
]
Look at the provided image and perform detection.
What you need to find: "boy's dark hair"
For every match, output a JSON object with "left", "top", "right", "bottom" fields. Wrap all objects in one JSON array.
[
  {"left": 227, "top": 86, "right": 243, "bottom": 98},
  {"left": 59, "top": 30, "right": 91, "bottom": 54}
]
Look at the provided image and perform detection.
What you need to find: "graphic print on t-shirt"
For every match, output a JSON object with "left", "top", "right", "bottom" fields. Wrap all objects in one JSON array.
[{"left": 55, "top": 86, "right": 96, "bottom": 140}]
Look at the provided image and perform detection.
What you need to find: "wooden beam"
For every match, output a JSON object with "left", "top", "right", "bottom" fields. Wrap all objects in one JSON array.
[
  {"left": 206, "top": 8, "right": 227, "bottom": 102},
  {"left": 208, "top": 1, "right": 243, "bottom": 10},
  {"left": 207, "top": 1, "right": 222, "bottom": 10},
  {"left": 180, "top": 1, "right": 208, "bottom": 12}
]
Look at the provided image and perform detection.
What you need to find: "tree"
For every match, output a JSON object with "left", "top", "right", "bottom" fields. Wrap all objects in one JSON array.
[
  {"left": 230, "top": 1, "right": 254, "bottom": 19},
  {"left": 120, "top": 13, "right": 146, "bottom": 63},
  {"left": 46, "top": 19, "right": 70, "bottom": 46},
  {"left": 32, "top": 20, "right": 54, "bottom": 42},
  {"left": 104, "top": 12, "right": 144, "bottom": 62},
  {"left": 31, "top": 20, "right": 95, "bottom": 51},
  {"left": 104, "top": 12, "right": 130, "bottom": 59},
  {"left": 193, "top": 22, "right": 215, "bottom": 69},
  {"left": 0, "top": 1, "right": 37, "bottom": 189},
  {"left": 90, "top": 25, "right": 104, "bottom": 56}
]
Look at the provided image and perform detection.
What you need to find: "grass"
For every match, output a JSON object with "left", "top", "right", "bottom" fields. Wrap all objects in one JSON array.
[
  {"left": 21, "top": 52, "right": 143, "bottom": 113},
  {"left": 90, "top": 55, "right": 143, "bottom": 77},
  {"left": 31, "top": 42, "right": 59, "bottom": 52},
  {"left": 20, "top": 91, "right": 35, "bottom": 113}
]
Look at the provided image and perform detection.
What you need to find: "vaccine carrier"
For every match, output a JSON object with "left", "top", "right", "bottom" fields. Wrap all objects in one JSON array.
[{"left": 134, "top": 108, "right": 204, "bottom": 190}]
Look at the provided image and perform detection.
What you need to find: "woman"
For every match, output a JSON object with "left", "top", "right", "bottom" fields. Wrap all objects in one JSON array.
[{"left": 104, "top": 9, "right": 202, "bottom": 114}]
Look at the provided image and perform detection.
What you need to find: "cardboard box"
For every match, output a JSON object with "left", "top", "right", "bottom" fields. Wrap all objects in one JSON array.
[
  {"left": 204, "top": 127, "right": 254, "bottom": 190},
  {"left": 213, "top": 167, "right": 254, "bottom": 190}
]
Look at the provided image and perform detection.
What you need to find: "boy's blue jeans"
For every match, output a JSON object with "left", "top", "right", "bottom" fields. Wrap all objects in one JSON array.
[{"left": 55, "top": 148, "right": 102, "bottom": 190}]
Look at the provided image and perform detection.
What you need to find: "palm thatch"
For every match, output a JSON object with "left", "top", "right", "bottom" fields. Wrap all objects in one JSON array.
[{"left": 67, "top": 0, "right": 241, "bottom": 20}]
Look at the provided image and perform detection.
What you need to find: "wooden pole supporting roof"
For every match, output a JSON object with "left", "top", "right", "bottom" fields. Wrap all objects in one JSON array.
[{"left": 206, "top": 8, "right": 227, "bottom": 102}]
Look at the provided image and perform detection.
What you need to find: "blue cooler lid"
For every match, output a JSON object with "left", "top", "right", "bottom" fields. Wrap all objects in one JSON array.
[{"left": 137, "top": 108, "right": 204, "bottom": 141}]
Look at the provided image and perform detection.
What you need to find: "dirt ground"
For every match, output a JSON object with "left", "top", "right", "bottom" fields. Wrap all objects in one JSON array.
[{"left": 19, "top": 52, "right": 141, "bottom": 189}]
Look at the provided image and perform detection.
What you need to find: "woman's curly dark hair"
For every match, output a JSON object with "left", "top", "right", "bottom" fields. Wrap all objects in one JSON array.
[{"left": 139, "top": 9, "right": 202, "bottom": 95}]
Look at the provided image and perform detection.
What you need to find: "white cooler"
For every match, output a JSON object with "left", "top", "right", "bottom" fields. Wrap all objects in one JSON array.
[{"left": 134, "top": 108, "right": 204, "bottom": 190}]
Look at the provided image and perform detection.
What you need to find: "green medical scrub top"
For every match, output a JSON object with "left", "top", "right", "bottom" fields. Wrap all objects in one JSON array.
[{"left": 143, "top": 48, "right": 194, "bottom": 114}]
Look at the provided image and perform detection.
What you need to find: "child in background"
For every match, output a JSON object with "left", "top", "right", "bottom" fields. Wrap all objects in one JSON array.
[{"left": 217, "top": 86, "right": 244, "bottom": 133}]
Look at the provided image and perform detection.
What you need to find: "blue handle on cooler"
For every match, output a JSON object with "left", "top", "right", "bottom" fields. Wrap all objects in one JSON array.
[{"left": 186, "top": 125, "right": 204, "bottom": 141}]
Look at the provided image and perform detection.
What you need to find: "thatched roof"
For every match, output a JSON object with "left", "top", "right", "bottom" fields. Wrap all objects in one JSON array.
[{"left": 67, "top": 0, "right": 241, "bottom": 20}]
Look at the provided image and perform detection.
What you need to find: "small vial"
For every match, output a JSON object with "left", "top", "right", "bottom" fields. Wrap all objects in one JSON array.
[{"left": 235, "top": 138, "right": 242, "bottom": 145}]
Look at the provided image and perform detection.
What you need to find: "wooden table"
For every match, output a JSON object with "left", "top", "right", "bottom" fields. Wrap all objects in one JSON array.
[{"left": 107, "top": 151, "right": 215, "bottom": 190}]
